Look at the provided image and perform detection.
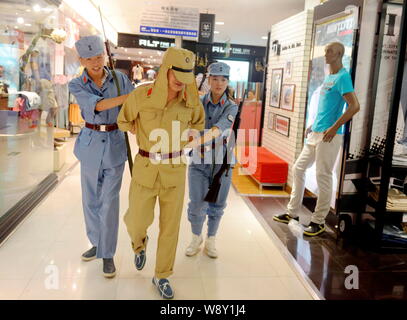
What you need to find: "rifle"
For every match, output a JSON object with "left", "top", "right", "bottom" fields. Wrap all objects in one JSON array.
[
  {"left": 98, "top": 6, "right": 133, "bottom": 175},
  {"left": 204, "top": 90, "right": 247, "bottom": 203}
]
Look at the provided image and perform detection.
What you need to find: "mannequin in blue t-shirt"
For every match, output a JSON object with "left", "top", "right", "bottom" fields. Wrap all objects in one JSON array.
[{"left": 274, "top": 42, "right": 360, "bottom": 237}]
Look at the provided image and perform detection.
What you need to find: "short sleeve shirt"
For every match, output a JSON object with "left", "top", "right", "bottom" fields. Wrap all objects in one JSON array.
[{"left": 312, "top": 68, "right": 354, "bottom": 134}]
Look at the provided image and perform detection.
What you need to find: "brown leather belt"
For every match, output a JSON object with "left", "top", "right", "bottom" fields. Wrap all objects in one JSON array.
[
  {"left": 85, "top": 122, "right": 118, "bottom": 132},
  {"left": 138, "top": 149, "right": 185, "bottom": 161}
]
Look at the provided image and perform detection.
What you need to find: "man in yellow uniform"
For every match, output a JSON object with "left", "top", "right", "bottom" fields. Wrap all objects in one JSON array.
[{"left": 117, "top": 47, "right": 205, "bottom": 299}]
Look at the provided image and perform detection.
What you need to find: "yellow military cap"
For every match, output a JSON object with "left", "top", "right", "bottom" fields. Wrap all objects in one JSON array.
[
  {"left": 137, "top": 46, "right": 200, "bottom": 111},
  {"left": 163, "top": 47, "right": 195, "bottom": 84}
]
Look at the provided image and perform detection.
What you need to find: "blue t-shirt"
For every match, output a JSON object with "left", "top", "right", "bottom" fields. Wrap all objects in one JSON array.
[{"left": 312, "top": 68, "right": 354, "bottom": 134}]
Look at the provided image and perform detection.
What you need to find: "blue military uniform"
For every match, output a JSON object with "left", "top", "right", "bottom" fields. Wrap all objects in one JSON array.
[
  {"left": 68, "top": 36, "right": 134, "bottom": 259},
  {"left": 187, "top": 63, "right": 238, "bottom": 238}
]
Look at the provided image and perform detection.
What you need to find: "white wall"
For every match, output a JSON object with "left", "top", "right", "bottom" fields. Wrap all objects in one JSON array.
[
  {"left": 262, "top": 10, "right": 314, "bottom": 187},
  {"left": 304, "top": 0, "right": 322, "bottom": 10}
]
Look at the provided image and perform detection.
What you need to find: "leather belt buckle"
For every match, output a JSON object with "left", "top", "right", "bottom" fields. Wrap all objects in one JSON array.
[
  {"left": 99, "top": 125, "right": 106, "bottom": 132},
  {"left": 152, "top": 153, "right": 162, "bottom": 161}
]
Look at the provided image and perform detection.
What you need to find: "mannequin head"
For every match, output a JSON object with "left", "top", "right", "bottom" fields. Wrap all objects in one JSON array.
[{"left": 324, "top": 42, "right": 344, "bottom": 66}]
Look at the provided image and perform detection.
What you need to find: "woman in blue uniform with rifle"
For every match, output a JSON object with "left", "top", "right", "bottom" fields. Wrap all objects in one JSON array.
[{"left": 185, "top": 62, "right": 239, "bottom": 258}]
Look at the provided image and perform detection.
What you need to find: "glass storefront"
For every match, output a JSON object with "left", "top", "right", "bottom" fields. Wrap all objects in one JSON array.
[{"left": 0, "top": 0, "right": 91, "bottom": 220}]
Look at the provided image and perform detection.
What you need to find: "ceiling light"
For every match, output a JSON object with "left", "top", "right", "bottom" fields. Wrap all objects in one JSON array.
[
  {"left": 33, "top": 4, "right": 41, "bottom": 12},
  {"left": 25, "top": 23, "right": 32, "bottom": 27},
  {"left": 128, "top": 57, "right": 131, "bottom": 59},
  {"left": 141, "top": 58, "right": 144, "bottom": 61},
  {"left": 215, "top": 22, "right": 224, "bottom": 25},
  {"left": 14, "top": 26, "right": 18, "bottom": 29},
  {"left": 157, "top": 51, "right": 161, "bottom": 55},
  {"left": 138, "top": 51, "right": 142, "bottom": 54},
  {"left": 261, "top": 36, "right": 268, "bottom": 40},
  {"left": 26, "top": 9, "right": 31, "bottom": 12},
  {"left": 150, "top": 56, "right": 153, "bottom": 58},
  {"left": 124, "top": 48, "right": 128, "bottom": 52},
  {"left": 214, "top": 31, "right": 220, "bottom": 34},
  {"left": 17, "top": 17, "right": 24, "bottom": 24}
]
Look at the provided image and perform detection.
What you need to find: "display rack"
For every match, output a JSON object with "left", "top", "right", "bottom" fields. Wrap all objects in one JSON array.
[{"left": 338, "top": 0, "right": 407, "bottom": 249}]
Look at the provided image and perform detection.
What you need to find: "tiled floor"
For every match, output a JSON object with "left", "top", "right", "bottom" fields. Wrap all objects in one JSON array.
[
  {"left": 0, "top": 157, "right": 315, "bottom": 300},
  {"left": 248, "top": 197, "right": 407, "bottom": 300}
]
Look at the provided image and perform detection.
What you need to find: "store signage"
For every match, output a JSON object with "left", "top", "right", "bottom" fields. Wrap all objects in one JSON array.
[
  {"left": 281, "top": 42, "right": 302, "bottom": 52},
  {"left": 138, "top": 39, "right": 175, "bottom": 49},
  {"left": 212, "top": 46, "right": 251, "bottom": 55},
  {"left": 140, "top": 6, "right": 199, "bottom": 38},
  {"left": 118, "top": 33, "right": 175, "bottom": 51},
  {"left": 198, "top": 13, "right": 215, "bottom": 44}
]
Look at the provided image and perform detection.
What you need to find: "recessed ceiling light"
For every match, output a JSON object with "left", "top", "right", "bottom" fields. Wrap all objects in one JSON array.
[
  {"left": 216, "top": 22, "right": 224, "bottom": 25},
  {"left": 26, "top": 9, "right": 31, "bottom": 12},
  {"left": 214, "top": 31, "right": 220, "bottom": 34},
  {"left": 14, "top": 26, "right": 18, "bottom": 29},
  {"left": 33, "top": 4, "right": 41, "bottom": 12},
  {"left": 261, "top": 36, "right": 268, "bottom": 40},
  {"left": 17, "top": 17, "right": 24, "bottom": 24},
  {"left": 25, "top": 23, "right": 32, "bottom": 27},
  {"left": 150, "top": 56, "right": 153, "bottom": 58},
  {"left": 141, "top": 58, "right": 144, "bottom": 61},
  {"left": 138, "top": 51, "right": 142, "bottom": 54},
  {"left": 124, "top": 48, "right": 128, "bottom": 52},
  {"left": 128, "top": 57, "right": 131, "bottom": 59}
]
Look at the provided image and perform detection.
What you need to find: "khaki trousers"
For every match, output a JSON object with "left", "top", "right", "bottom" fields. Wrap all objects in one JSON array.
[{"left": 124, "top": 173, "right": 186, "bottom": 279}]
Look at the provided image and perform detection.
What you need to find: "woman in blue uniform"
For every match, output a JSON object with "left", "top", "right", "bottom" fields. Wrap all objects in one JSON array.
[
  {"left": 186, "top": 62, "right": 238, "bottom": 258},
  {"left": 68, "top": 36, "right": 134, "bottom": 278}
]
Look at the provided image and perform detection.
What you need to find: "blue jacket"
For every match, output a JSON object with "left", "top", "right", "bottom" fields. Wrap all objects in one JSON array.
[{"left": 69, "top": 67, "right": 134, "bottom": 170}]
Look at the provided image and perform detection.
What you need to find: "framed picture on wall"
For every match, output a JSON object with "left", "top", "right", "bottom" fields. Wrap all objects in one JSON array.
[
  {"left": 281, "top": 84, "right": 295, "bottom": 111},
  {"left": 285, "top": 59, "right": 294, "bottom": 79},
  {"left": 267, "top": 112, "right": 275, "bottom": 130},
  {"left": 270, "top": 68, "right": 283, "bottom": 108},
  {"left": 275, "top": 115, "right": 290, "bottom": 137}
]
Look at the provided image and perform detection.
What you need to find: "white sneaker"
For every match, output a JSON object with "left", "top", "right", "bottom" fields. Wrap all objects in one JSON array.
[
  {"left": 185, "top": 234, "right": 203, "bottom": 257},
  {"left": 204, "top": 236, "right": 218, "bottom": 259}
]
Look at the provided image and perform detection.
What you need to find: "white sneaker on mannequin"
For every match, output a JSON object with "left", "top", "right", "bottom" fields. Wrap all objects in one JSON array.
[
  {"left": 205, "top": 236, "right": 218, "bottom": 259},
  {"left": 185, "top": 234, "right": 203, "bottom": 256}
]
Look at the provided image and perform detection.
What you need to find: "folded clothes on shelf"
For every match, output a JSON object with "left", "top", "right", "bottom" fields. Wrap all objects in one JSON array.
[
  {"left": 392, "top": 153, "right": 407, "bottom": 166},
  {"left": 369, "top": 187, "right": 407, "bottom": 211}
]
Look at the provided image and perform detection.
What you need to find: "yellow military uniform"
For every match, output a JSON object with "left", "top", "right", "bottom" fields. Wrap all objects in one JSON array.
[{"left": 118, "top": 47, "right": 205, "bottom": 279}]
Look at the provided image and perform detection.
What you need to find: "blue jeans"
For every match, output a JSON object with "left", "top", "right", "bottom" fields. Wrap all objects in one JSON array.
[{"left": 187, "top": 164, "right": 232, "bottom": 237}]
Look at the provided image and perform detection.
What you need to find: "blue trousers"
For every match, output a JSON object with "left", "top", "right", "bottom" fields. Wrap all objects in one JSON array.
[
  {"left": 187, "top": 164, "right": 232, "bottom": 237},
  {"left": 80, "top": 163, "right": 125, "bottom": 258}
]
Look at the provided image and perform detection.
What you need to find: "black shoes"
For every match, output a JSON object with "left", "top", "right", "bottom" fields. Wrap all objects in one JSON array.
[
  {"left": 103, "top": 258, "right": 116, "bottom": 278},
  {"left": 303, "top": 222, "right": 326, "bottom": 237},
  {"left": 81, "top": 246, "right": 97, "bottom": 261},
  {"left": 273, "top": 213, "right": 299, "bottom": 224}
]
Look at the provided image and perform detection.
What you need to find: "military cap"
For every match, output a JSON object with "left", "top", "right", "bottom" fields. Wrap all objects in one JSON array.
[
  {"left": 75, "top": 35, "right": 104, "bottom": 58},
  {"left": 164, "top": 47, "right": 195, "bottom": 84},
  {"left": 208, "top": 62, "right": 230, "bottom": 77}
]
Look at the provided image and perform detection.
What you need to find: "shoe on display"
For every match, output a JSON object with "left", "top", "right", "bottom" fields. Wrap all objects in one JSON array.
[
  {"left": 185, "top": 234, "right": 203, "bottom": 257},
  {"left": 103, "top": 258, "right": 116, "bottom": 278},
  {"left": 81, "top": 246, "right": 97, "bottom": 261},
  {"left": 134, "top": 235, "right": 148, "bottom": 270},
  {"left": 204, "top": 236, "right": 218, "bottom": 259},
  {"left": 273, "top": 213, "right": 299, "bottom": 224},
  {"left": 152, "top": 277, "right": 174, "bottom": 299},
  {"left": 303, "top": 222, "right": 326, "bottom": 237}
]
